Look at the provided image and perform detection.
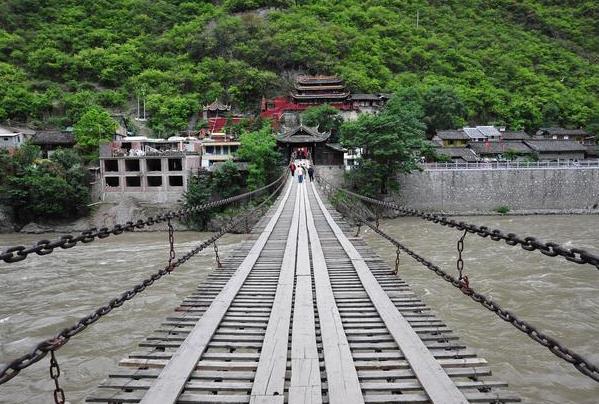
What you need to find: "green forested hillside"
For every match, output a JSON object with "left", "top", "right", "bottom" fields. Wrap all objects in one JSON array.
[{"left": 0, "top": 0, "right": 597, "bottom": 134}]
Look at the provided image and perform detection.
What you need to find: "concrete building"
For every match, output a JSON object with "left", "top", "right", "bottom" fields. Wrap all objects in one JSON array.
[
  {"left": 200, "top": 138, "right": 241, "bottom": 169},
  {"left": 99, "top": 136, "right": 202, "bottom": 203},
  {"left": 0, "top": 127, "right": 26, "bottom": 151}
]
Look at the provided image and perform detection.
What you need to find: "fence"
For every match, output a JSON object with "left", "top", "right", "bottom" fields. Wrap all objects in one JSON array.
[{"left": 423, "top": 160, "right": 599, "bottom": 171}]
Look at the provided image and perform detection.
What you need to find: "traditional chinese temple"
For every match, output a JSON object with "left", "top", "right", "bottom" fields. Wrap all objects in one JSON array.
[
  {"left": 202, "top": 99, "right": 242, "bottom": 134},
  {"left": 260, "top": 75, "right": 389, "bottom": 122},
  {"left": 276, "top": 124, "right": 343, "bottom": 165}
]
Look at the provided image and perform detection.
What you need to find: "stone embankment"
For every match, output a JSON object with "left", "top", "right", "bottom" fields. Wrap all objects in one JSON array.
[
  {"left": 0, "top": 199, "right": 258, "bottom": 234},
  {"left": 396, "top": 167, "right": 599, "bottom": 214}
]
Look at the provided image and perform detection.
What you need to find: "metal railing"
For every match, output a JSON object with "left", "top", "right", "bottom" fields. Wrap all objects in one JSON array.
[{"left": 423, "top": 160, "right": 599, "bottom": 171}]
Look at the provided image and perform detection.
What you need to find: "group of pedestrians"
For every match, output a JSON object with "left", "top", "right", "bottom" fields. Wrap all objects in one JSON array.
[{"left": 288, "top": 160, "right": 314, "bottom": 184}]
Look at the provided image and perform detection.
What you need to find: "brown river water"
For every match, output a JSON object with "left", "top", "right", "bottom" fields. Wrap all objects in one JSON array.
[{"left": 1, "top": 215, "right": 598, "bottom": 403}]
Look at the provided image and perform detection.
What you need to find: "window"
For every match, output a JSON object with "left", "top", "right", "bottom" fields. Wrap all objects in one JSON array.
[
  {"left": 169, "top": 176, "right": 183, "bottom": 186},
  {"left": 104, "top": 159, "right": 119, "bottom": 172},
  {"left": 105, "top": 177, "right": 120, "bottom": 187},
  {"left": 168, "top": 158, "right": 182, "bottom": 171},
  {"left": 147, "top": 176, "right": 163, "bottom": 187},
  {"left": 206, "top": 146, "right": 214, "bottom": 154},
  {"left": 126, "top": 177, "right": 141, "bottom": 187},
  {"left": 125, "top": 159, "right": 140, "bottom": 171},
  {"left": 146, "top": 159, "right": 162, "bottom": 171},
  {"left": 563, "top": 136, "right": 569, "bottom": 140}
]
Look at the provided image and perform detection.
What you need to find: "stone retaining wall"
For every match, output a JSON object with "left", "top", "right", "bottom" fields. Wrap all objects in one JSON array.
[{"left": 396, "top": 168, "right": 599, "bottom": 213}]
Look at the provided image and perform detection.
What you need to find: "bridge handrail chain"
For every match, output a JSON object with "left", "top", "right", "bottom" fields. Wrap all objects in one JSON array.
[
  {"left": 0, "top": 177, "right": 286, "bottom": 386},
  {"left": 317, "top": 176, "right": 599, "bottom": 271},
  {"left": 0, "top": 174, "right": 286, "bottom": 265},
  {"left": 317, "top": 178, "right": 599, "bottom": 383}
]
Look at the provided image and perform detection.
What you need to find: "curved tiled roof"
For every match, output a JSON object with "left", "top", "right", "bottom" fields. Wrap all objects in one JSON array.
[
  {"left": 203, "top": 99, "right": 231, "bottom": 111},
  {"left": 296, "top": 75, "right": 343, "bottom": 85},
  {"left": 276, "top": 125, "right": 330, "bottom": 144}
]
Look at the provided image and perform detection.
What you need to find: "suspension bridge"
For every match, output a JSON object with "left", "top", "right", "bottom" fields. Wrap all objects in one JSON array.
[{"left": 1, "top": 173, "right": 598, "bottom": 403}]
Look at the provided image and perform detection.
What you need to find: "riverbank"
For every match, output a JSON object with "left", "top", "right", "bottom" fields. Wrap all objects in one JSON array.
[{"left": 0, "top": 199, "right": 260, "bottom": 234}]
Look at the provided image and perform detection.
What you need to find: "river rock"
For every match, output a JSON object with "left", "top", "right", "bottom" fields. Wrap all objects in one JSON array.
[{"left": 0, "top": 205, "right": 16, "bottom": 233}]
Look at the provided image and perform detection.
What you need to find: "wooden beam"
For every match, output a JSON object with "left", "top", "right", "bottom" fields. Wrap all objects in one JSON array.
[
  {"left": 250, "top": 185, "right": 300, "bottom": 403},
  {"left": 139, "top": 180, "right": 294, "bottom": 404},
  {"left": 309, "top": 182, "right": 468, "bottom": 404},
  {"left": 289, "top": 184, "right": 323, "bottom": 403},
  {"left": 303, "top": 184, "right": 364, "bottom": 404}
]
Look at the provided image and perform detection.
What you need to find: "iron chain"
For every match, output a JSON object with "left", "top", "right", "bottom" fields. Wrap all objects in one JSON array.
[
  {"left": 456, "top": 230, "right": 467, "bottom": 283},
  {"left": 0, "top": 177, "right": 286, "bottom": 386},
  {"left": 319, "top": 177, "right": 599, "bottom": 271},
  {"left": 214, "top": 242, "right": 222, "bottom": 268},
  {"left": 394, "top": 246, "right": 401, "bottom": 275},
  {"left": 49, "top": 350, "right": 65, "bottom": 404},
  {"left": 323, "top": 184, "right": 599, "bottom": 383},
  {"left": 167, "top": 218, "right": 176, "bottom": 271},
  {"left": 0, "top": 174, "right": 286, "bottom": 264}
]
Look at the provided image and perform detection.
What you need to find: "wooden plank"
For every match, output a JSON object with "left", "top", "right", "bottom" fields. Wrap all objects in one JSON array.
[
  {"left": 289, "top": 184, "right": 323, "bottom": 404},
  {"left": 309, "top": 182, "right": 467, "bottom": 404},
  {"left": 138, "top": 180, "right": 294, "bottom": 404},
  {"left": 302, "top": 183, "right": 363, "bottom": 404},
  {"left": 250, "top": 185, "right": 300, "bottom": 403}
]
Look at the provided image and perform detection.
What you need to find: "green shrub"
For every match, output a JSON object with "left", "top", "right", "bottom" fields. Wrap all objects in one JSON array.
[{"left": 495, "top": 206, "right": 510, "bottom": 214}]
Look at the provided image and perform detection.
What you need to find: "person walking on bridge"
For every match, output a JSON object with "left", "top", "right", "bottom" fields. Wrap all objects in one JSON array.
[
  {"left": 307, "top": 165, "right": 314, "bottom": 182},
  {"left": 289, "top": 161, "right": 296, "bottom": 177},
  {"left": 297, "top": 164, "right": 304, "bottom": 184}
]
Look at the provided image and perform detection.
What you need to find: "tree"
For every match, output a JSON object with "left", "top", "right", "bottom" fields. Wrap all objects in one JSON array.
[
  {"left": 0, "top": 147, "right": 90, "bottom": 222},
  {"left": 301, "top": 104, "right": 344, "bottom": 142},
  {"left": 236, "top": 126, "right": 280, "bottom": 190},
  {"left": 183, "top": 170, "right": 213, "bottom": 229},
  {"left": 340, "top": 95, "right": 428, "bottom": 194},
  {"left": 73, "top": 106, "right": 117, "bottom": 154},
  {"left": 212, "top": 160, "right": 242, "bottom": 199},
  {"left": 422, "top": 86, "right": 466, "bottom": 135}
]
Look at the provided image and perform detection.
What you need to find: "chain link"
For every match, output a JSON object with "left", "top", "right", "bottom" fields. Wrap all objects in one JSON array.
[
  {"left": 394, "top": 246, "right": 400, "bottom": 275},
  {"left": 0, "top": 177, "right": 287, "bottom": 386},
  {"left": 320, "top": 182, "right": 599, "bottom": 383},
  {"left": 49, "top": 350, "right": 65, "bottom": 404},
  {"left": 0, "top": 174, "right": 286, "bottom": 264},
  {"left": 167, "top": 218, "right": 176, "bottom": 272},
  {"left": 456, "top": 230, "right": 467, "bottom": 287},
  {"left": 214, "top": 242, "right": 222, "bottom": 268},
  {"left": 317, "top": 176, "right": 599, "bottom": 271}
]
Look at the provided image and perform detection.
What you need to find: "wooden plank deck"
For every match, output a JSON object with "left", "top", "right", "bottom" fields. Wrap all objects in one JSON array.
[{"left": 87, "top": 179, "right": 520, "bottom": 404}]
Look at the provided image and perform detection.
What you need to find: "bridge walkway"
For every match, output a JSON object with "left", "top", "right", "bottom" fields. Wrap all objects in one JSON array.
[{"left": 87, "top": 179, "right": 519, "bottom": 403}]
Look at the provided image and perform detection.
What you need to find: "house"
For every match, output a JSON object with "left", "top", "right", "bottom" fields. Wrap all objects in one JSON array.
[
  {"left": 30, "top": 131, "right": 76, "bottom": 157},
  {"left": 499, "top": 130, "right": 530, "bottom": 141},
  {"left": 469, "top": 141, "right": 533, "bottom": 161},
  {"left": 432, "top": 130, "right": 470, "bottom": 147},
  {"left": 464, "top": 126, "right": 499, "bottom": 142},
  {"left": 0, "top": 126, "right": 26, "bottom": 151},
  {"left": 200, "top": 137, "right": 241, "bottom": 169},
  {"left": 523, "top": 139, "right": 586, "bottom": 161},
  {"left": 535, "top": 127, "right": 592, "bottom": 144},
  {"left": 434, "top": 147, "right": 479, "bottom": 162}
]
